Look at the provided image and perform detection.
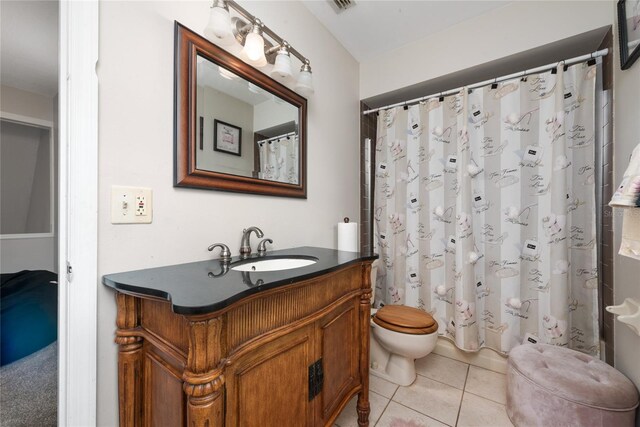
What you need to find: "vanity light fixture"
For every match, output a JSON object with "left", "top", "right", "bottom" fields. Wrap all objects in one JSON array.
[
  {"left": 203, "top": 0, "right": 313, "bottom": 96},
  {"left": 270, "top": 43, "right": 293, "bottom": 79},
  {"left": 295, "top": 61, "right": 314, "bottom": 96},
  {"left": 204, "top": 0, "right": 235, "bottom": 46}
]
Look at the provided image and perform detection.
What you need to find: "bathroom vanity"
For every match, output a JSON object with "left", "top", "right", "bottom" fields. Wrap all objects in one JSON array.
[{"left": 103, "top": 247, "right": 376, "bottom": 427}]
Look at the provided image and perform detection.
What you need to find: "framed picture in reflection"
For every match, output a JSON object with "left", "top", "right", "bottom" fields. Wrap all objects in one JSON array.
[{"left": 214, "top": 119, "right": 242, "bottom": 156}]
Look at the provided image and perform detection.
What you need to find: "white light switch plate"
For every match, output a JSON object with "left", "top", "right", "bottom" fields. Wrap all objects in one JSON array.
[{"left": 111, "top": 186, "right": 153, "bottom": 224}]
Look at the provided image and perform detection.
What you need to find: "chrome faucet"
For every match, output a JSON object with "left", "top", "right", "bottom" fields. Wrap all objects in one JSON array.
[
  {"left": 257, "top": 238, "right": 273, "bottom": 256},
  {"left": 240, "top": 226, "right": 264, "bottom": 257}
]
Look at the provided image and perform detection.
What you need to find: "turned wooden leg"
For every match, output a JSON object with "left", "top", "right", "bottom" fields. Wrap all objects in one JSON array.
[
  {"left": 183, "top": 317, "right": 226, "bottom": 426},
  {"left": 115, "top": 293, "right": 143, "bottom": 427},
  {"left": 183, "top": 370, "right": 225, "bottom": 426},
  {"left": 357, "top": 263, "right": 373, "bottom": 427}
]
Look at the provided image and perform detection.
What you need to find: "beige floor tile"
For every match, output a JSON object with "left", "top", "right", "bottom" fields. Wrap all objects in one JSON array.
[
  {"left": 457, "top": 393, "right": 513, "bottom": 427},
  {"left": 464, "top": 365, "right": 507, "bottom": 405},
  {"left": 335, "top": 391, "right": 389, "bottom": 427},
  {"left": 392, "top": 375, "right": 463, "bottom": 426},
  {"left": 415, "top": 353, "right": 469, "bottom": 390},
  {"left": 370, "top": 374, "right": 399, "bottom": 399},
  {"left": 375, "top": 401, "right": 448, "bottom": 427}
]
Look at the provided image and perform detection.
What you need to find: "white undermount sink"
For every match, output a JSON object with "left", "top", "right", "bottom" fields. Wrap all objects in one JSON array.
[{"left": 232, "top": 257, "right": 317, "bottom": 272}]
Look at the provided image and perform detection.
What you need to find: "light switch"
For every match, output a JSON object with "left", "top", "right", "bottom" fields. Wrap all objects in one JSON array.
[{"left": 111, "top": 186, "right": 153, "bottom": 224}]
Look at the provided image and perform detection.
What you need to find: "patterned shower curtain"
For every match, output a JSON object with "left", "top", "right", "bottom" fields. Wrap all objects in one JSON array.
[
  {"left": 258, "top": 135, "right": 299, "bottom": 184},
  {"left": 374, "top": 62, "right": 599, "bottom": 355}
]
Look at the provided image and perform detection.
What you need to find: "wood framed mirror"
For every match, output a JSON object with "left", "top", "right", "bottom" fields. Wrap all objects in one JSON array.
[{"left": 174, "top": 22, "right": 307, "bottom": 198}]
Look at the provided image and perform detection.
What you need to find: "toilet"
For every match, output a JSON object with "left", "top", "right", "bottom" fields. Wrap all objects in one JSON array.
[{"left": 369, "top": 260, "right": 439, "bottom": 386}]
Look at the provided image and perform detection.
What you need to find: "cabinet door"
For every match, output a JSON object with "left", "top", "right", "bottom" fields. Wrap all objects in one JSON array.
[
  {"left": 142, "top": 346, "right": 186, "bottom": 427},
  {"left": 225, "top": 324, "right": 315, "bottom": 427},
  {"left": 317, "top": 299, "right": 361, "bottom": 425}
]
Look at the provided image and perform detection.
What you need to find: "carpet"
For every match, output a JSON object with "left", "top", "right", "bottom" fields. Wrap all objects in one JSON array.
[{"left": 0, "top": 341, "right": 57, "bottom": 426}]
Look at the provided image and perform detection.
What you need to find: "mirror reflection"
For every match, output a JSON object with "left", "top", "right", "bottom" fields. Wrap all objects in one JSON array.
[{"left": 195, "top": 55, "right": 300, "bottom": 185}]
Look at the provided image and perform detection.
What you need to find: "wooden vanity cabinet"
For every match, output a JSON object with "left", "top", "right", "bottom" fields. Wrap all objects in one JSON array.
[{"left": 114, "top": 262, "right": 373, "bottom": 427}]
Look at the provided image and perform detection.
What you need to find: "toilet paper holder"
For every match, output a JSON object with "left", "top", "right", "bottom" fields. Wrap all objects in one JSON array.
[{"left": 606, "top": 298, "right": 640, "bottom": 336}]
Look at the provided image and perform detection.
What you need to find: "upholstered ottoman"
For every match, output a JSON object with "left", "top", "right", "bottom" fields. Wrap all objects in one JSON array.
[{"left": 506, "top": 344, "right": 639, "bottom": 426}]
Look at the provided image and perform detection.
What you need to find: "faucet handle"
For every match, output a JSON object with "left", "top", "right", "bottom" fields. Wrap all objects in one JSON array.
[
  {"left": 257, "top": 238, "right": 273, "bottom": 255},
  {"left": 208, "top": 243, "right": 231, "bottom": 262}
]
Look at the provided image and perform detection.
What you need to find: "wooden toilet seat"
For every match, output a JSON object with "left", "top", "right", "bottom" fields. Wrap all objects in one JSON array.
[{"left": 372, "top": 305, "right": 438, "bottom": 335}]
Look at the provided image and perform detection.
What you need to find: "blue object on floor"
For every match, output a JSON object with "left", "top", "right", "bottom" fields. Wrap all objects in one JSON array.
[{"left": 1, "top": 270, "right": 58, "bottom": 366}]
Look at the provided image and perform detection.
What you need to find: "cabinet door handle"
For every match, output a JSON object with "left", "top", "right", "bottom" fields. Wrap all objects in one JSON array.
[
  {"left": 308, "top": 358, "right": 324, "bottom": 401},
  {"left": 308, "top": 362, "right": 316, "bottom": 401},
  {"left": 316, "top": 358, "right": 323, "bottom": 396}
]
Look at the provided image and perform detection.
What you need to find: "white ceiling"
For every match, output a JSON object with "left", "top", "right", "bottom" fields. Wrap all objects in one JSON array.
[
  {"left": 1, "top": 1, "right": 59, "bottom": 97},
  {"left": 198, "top": 56, "right": 272, "bottom": 106},
  {"left": 0, "top": 1, "right": 508, "bottom": 96},
  {"left": 301, "top": 0, "right": 509, "bottom": 62}
]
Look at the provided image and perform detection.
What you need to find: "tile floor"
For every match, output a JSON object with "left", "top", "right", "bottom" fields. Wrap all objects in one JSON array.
[{"left": 335, "top": 353, "right": 513, "bottom": 427}]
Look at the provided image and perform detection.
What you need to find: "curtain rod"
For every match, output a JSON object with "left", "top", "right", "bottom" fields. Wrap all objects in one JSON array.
[
  {"left": 363, "top": 48, "right": 608, "bottom": 115},
  {"left": 257, "top": 131, "right": 297, "bottom": 145}
]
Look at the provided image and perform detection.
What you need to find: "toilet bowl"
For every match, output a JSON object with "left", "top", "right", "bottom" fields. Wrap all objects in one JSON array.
[{"left": 369, "top": 261, "right": 439, "bottom": 386}]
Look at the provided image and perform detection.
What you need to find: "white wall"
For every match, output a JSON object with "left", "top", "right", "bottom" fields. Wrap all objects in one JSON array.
[
  {"left": 0, "top": 85, "right": 56, "bottom": 273},
  {"left": 360, "top": 1, "right": 613, "bottom": 99},
  {"left": 97, "top": 1, "right": 359, "bottom": 425},
  {"left": 612, "top": 3, "right": 640, "bottom": 415},
  {"left": 0, "top": 238, "right": 56, "bottom": 273},
  {"left": 0, "top": 123, "right": 51, "bottom": 234},
  {"left": 1, "top": 123, "right": 41, "bottom": 233},
  {"left": 253, "top": 97, "right": 298, "bottom": 132},
  {"left": 0, "top": 85, "right": 54, "bottom": 122},
  {"left": 196, "top": 85, "right": 254, "bottom": 176},
  {"left": 26, "top": 127, "right": 52, "bottom": 232}
]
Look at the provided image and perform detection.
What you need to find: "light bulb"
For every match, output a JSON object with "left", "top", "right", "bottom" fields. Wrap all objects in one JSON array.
[
  {"left": 244, "top": 33, "right": 264, "bottom": 61},
  {"left": 295, "top": 62, "right": 314, "bottom": 96},
  {"left": 203, "top": 2, "right": 234, "bottom": 46},
  {"left": 270, "top": 47, "right": 292, "bottom": 79},
  {"left": 241, "top": 24, "right": 267, "bottom": 67}
]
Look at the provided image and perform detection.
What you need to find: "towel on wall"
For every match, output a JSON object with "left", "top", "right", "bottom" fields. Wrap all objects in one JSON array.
[
  {"left": 610, "top": 143, "right": 640, "bottom": 207},
  {"left": 620, "top": 210, "right": 640, "bottom": 260},
  {"left": 610, "top": 143, "right": 640, "bottom": 260}
]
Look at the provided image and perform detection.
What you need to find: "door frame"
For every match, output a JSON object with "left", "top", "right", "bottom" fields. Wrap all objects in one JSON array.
[{"left": 58, "top": 0, "right": 99, "bottom": 425}]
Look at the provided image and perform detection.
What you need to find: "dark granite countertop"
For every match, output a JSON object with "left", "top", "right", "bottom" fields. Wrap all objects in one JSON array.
[{"left": 102, "top": 246, "right": 377, "bottom": 315}]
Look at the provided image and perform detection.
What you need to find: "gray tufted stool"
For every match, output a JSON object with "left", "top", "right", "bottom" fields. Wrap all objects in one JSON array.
[{"left": 506, "top": 344, "right": 639, "bottom": 426}]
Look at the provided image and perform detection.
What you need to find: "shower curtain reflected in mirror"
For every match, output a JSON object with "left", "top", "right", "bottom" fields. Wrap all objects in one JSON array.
[
  {"left": 258, "top": 134, "right": 299, "bottom": 184},
  {"left": 374, "top": 62, "right": 599, "bottom": 355}
]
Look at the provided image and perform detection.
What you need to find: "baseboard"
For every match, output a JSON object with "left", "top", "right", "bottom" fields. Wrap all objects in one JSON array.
[{"left": 433, "top": 338, "right": 508, "bottom": 374}]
